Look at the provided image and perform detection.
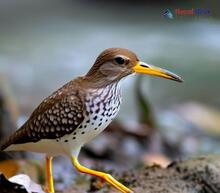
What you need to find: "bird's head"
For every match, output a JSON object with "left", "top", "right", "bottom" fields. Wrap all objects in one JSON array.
[{"left": 85, "top": 48, "right": 183, "bottom": 87}]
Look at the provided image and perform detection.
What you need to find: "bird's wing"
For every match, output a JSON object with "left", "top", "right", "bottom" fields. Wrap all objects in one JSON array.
[{"left": 1, "top": 81, "right": 85, "bottom": 150}]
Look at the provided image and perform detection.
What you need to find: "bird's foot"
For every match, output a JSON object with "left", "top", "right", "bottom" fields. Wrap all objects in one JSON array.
[
  {"left": 72, "top": 156, "right": 133, "bottom": 193},
  {"left": 100, "top": 173, "right": 133, "bottom": 193}
]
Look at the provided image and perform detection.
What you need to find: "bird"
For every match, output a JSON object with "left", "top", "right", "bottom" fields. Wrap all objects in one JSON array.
[{"left": 0, "top": 48, "right": 183, "bottom": 193}]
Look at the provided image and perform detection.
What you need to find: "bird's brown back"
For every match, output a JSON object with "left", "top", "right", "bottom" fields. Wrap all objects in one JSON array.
[{"left": 1, "top": 78, "right": 86, "bottom": 150}]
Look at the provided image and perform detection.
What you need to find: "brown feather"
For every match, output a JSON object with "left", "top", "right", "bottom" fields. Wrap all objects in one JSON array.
[
  {"left": 1, "top": 48, "right": 139, "bottom": 150},
  {"left": 1, "top": 79, "right": 85, "bottom": 150},
  {"left": 86, "top": 47, "right": 138, "bottom": 77}
]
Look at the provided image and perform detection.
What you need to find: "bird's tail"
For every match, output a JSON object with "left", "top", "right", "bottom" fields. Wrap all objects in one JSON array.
[{"left": 0, "top": 128, "right": 24, "bottom": 151}]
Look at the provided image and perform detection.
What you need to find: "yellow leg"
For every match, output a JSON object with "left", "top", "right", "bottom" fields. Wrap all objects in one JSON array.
[
  {"left": 46, "top": 156, "right": 54, "bottom": 193},
  {"left": 71, "top": 157, "right": 133, "bottom": 193}
]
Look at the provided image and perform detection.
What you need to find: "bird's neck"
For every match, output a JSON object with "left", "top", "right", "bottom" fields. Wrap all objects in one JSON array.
[
  {"left": 81, "top": 74, "right": 121, "bottom": 89},
  {"left": 87, "top": 81, "right": 121, "bottom": 97}
]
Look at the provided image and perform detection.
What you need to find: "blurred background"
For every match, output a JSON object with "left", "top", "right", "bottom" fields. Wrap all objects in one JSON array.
[{"left": 0, "top": 0, "right": 220, "bottom": 190}]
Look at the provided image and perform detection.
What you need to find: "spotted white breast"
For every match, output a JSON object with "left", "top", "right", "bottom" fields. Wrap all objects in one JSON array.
[{"left": 58, "top": 82, "right": 122, "bottom": 156}]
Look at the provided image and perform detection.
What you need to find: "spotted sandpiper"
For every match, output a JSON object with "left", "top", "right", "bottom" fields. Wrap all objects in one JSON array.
[{"left": 1, "top": 48, "right": 182, "bottom": 193}]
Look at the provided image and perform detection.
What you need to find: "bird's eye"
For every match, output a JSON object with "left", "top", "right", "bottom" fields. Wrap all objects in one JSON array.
[{"left": 114, "top": 56, "right": 125, "bottom": 65}]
